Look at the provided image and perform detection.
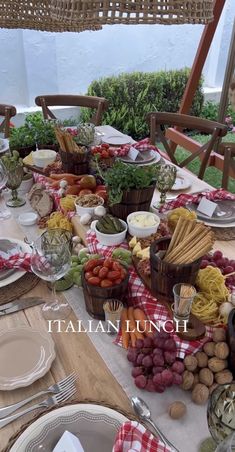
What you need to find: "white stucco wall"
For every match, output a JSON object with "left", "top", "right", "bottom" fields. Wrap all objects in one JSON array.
[{"left": 0, "top": 0, "right": 234, "bottom": 110}]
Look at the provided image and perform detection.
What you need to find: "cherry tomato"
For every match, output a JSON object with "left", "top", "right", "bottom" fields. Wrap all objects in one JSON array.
[
  {"left": 103, "top": 258, "right": 113, "bottom": 269},
  {"left": 84, "top": 258, "right": 104, "bottom": 272},
  {"left": 120, "top": 269, "right": 127, "bottom": 279},
  {"left": 113, "top": 278, "right": 122, "bottom": 285},
  {"left": 85, "top": 271, "right": 93, "bottom": 280},
  {"left": 96, "top": 190, "right": 107, "bottom": 202},
  {"left": 101, "top": 150, "right": 109, "bottom": 159},
  {"left": 107, "top": 271, "right": 121, "bottom": 280},
  {"left": 87, "top": 276, "right": 100, "bottom": 286},
  {"left": 92, "top": 265, "right": 102, "bottom": 276},
  {"left": 101, "top": 143, "right": 109, "bottom": 150},
  {"left": 98, "top": 267, "right": 109, "bottom": 279},
  {"left": 112, "top": 261, "right": 123, "bottom": 271},
  {"left": 100, "top": 279, "right": 113, "bottom": 288},
  {"left": 95, "top": 185, "right": 106, "bottom": 192}
]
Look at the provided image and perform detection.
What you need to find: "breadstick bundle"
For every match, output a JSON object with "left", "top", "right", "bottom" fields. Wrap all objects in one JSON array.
[
  {"left": 163, "top": 217, "right": 215, "bottom": 265},
  {"left": 55, "top": 126, "right": 85, "bottom": 154}
]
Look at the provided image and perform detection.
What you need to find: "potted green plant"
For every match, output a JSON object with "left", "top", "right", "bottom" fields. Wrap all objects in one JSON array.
[
  {"left": 24, "top": 113, "right": 58, "bottom": 151},
  {"left": 9, "top": 125, "right": 36, "bottom": 158},
  {"left": 97, "top": 160, "right": 158, "bottom": 220}
]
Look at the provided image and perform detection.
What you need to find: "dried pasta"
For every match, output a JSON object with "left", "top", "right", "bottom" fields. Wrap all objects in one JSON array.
[
  {"left": 47, "top": 212, "right": 72, "bottom": 232},
  {"left": 60, "top": 195, "right": 76, "bottom": 212}
]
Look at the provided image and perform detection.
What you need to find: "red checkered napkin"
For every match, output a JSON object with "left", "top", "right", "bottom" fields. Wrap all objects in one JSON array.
[
  {"left": 113, "top": 421, "right": 170, "bottom": 452},
  {"left": 86, "top": 231, "right": 211, "bottom": 358},
  {"left": 0, "top": 253, "right": 32, "bottom": 272},
  {"left": 115, "top": 138, "right": 167, "bottom": 159},
  {"left": 159, "top": 188, "right": 235, "bottom": 213}
]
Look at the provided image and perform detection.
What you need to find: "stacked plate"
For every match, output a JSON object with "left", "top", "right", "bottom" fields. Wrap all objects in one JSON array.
[
  {"left": 0, "top": 237, "right": 32, "bottom": 288},
  {"left": 189, "top": 200, "right": 235, "bottom": 228}
]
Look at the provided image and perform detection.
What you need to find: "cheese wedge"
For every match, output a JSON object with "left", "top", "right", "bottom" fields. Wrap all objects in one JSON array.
[
  {"left": 132, "top": 242, "right": 141, "bottom": 256},
  {"left": 137, "top": 247, "right": 150, "bottom": 260},
  {"left": 129, "top": 236, "right": 137, "bottom": 248}
]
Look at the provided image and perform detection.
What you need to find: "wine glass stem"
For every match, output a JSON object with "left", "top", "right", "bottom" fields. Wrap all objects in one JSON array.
[
  {"left": 160, "top": 191, "right": 166, "bottom": 205},
  {"left": 11, "top": 189, "right": 18, "bottom": 201},
  {"left": 51, "top": 281, "right": 57, "bottom": 303}
]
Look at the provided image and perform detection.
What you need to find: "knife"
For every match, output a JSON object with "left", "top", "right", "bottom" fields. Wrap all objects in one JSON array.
[{"left": 0, "top": 297, "right": 45, "bottom": 316}]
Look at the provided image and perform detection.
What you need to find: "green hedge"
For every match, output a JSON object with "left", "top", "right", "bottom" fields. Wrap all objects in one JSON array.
[{"left": 81, "top": 69, "right": 204, "bottom": 140}]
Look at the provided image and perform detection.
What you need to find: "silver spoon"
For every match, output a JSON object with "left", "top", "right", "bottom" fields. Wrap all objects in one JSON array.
[{"left": 131, "top": 396, "right": 180, "bottom": 452}]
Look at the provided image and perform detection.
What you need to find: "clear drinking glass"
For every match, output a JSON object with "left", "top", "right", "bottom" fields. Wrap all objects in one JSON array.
[
  {"left": 172, "top": 283, "right": 196, "bottom": 323},
  {"left": 31, "top": 235, "right": 71, "bottom": 320},
  {"left": 156, "top": 164, "right": 177, "bottom": 205},
  {"left": 5, "top": 165, "right": 25, "bottom": 207},
  {"left": 0, "top": 161, "right": 11, "bottom": 220}
]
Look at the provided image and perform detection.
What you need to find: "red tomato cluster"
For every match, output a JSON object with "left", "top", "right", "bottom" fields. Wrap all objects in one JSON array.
[
  {"left": 91, "top": 143, "right": 114, "bottom": 159},
  {"left": 84, "top": 258, "right": 127, "bottom": 287}
]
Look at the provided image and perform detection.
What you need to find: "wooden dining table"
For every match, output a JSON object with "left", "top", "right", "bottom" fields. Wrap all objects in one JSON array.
[{"left": 0, "top": 126, "right": 234, "bottom": 452}]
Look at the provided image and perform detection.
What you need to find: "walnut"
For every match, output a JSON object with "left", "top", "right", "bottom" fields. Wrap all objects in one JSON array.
[
  {"left": 181, "top": 370, "right": 194, "bottom": 390},
  {"left": 192, "top": 373, "right": 199, "bottom": 388},
  {"left": 212, "top": 328, "right": 226, "bottom": 343},
  {"left": 192, "top": 383, "right": 209, "bottom": 405},
  {"left": 168, "top": 401, "right": 187, "bottom": 419},
  {"left": 214, "top": 342, "right": 229, "bottom": 360},
  {"left": 208, "top": 357, "right": 227, "bottom": 373},
  {"left": 215, "top": 370, "right": 233, "bottom": 385},
  {"left": 195, "top": 351, "right": 208, "bottom": 368},
  {"left": 184, "top": 355, "right": 198, "bottom": 372},
  {"left": 203, "top": 342, "right": 215, "bottom": 357},
  {"left": 209, "top": 383, "right": 218, "bottom": 395},
  {"left": 199, "top": 368, "right": 214, "bottom": 387}
]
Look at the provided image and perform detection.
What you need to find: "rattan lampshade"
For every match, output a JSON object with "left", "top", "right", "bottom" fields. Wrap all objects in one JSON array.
[{"left": 0, "top": 0, "right": 214, "bottom": 32}]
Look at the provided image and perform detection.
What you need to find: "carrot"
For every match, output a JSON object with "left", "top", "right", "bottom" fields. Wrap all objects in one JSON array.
[
  {"left": 133, "top": 308, "right": 154, "bottom": 337},
  {"left": 130, "top": 331, "right": 137, "bottom": 347},
  {"left": 128, "top": 307, "right": 144, "bottom": 340},
  {"left": 49, "top": 173, "right": 86, "bottom": 181},
  {"left": 66, "top": 185, "right": 81, "bottom": 195},
  {"left": 120, "top": 308, "right": 130, "bottom": 349}
]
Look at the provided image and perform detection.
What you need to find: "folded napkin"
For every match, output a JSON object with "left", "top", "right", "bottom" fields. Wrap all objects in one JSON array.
[
  {"left": 159, "top": 188, "right": 235, "bottom": 213},
  {"left": 115, "top": 138, "right": 164, "bottom": 158},
  {"left": 113, "top": 421, "right": 171, "bottom": 452},
  {"left": 0, "top": 253, "right": 32, "bottom": 272}
]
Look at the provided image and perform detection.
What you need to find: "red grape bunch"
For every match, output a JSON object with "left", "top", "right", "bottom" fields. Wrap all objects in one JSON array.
[
  {"left": 127, "top": 331, "right": 185, "bottom": 393},
  {"left": 200, "top": 250, "right": 235, "bottom": 290}
]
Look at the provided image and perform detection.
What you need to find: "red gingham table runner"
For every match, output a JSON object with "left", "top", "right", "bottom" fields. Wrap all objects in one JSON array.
[
  {"left": 86, "top": 231, "right": 211, "bottom": 358},
  {"left": 113, "top": 421, "right": 170, "bottom": 452},
  {"left": 114, "top": 138, "right": 168, "bottom": 160},
  {"left": 0, "top": 253, "right": 32, "bottom": 272}
]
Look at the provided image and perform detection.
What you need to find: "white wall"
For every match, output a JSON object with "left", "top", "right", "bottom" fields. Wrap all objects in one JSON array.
[{"left": 0, "top": 0, "right": 234, "bottom": 109}]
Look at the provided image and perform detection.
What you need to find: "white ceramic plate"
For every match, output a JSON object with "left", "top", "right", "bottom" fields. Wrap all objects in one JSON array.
[
  {"left": 10, "top": 404, "right": 130, "bottom": 452},
  {"left": 0, "top": 327, "right": 55, "bottom": 390},
  {"left": 0, "top": 138, "right": 9, "bottom": 153},
  {"left": 102, "top": 134, "right": 131, "bottom": 146},
  {"left": 171, "top": 175, "right": 191, "bottom": 191},
  {"left": 120, "top": 150, "right": 159, "bottom": 164},
  {"left": 0, "top": 237, "right": 32, "bottom": 288}
]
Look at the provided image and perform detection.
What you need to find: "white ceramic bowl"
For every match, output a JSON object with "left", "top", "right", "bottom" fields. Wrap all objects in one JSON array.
[
  {"left": 19, "top": 175, "right": 34, "bottom": 194},
  {"left": 32, "top": 149, "right": 57, "bottom": 168},
  {"left": 127, "top": 211, "right": 160, "bottom": 238},
  {"left": 75, "top": 196, "right": 104, "bottom": 216},
  {"left": 18, "top": 212, "right": 38, "bottom": 226},
  {"left": 94, "top": 219, "right": 127, "bottom": 246}
]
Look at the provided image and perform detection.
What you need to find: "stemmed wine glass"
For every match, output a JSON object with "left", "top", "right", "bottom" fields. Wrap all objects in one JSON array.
[
  {"left": 155, "top": 164, "right": 177, "bottom": 205},
  {"left": 31, "top": 235, "right": 72, "bottom": 320},
  {"left": 0, "top": 160, "right": 11, "bottom": 220}
]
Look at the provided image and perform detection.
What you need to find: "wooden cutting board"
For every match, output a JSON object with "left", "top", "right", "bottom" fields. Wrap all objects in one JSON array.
[{"left": 72, "top": 215, "right": 89, "bottom": 244}]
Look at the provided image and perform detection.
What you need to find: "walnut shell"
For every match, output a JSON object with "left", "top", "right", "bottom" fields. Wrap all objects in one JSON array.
[
  {"left": 214, "top": 342, "right": 229, "bottom": 360},
  {"left": 203, "top": 342, "right": 215, "bottom": 357},
  {"left": 195, "top": 352, "right": 208, "bottom": 368},
  {"left": 184, "top": 355, "right": 198, "bottom": 372},
  {"left": 181, "top": 370, "right": 194, "bottom": 390},
  {"left": 212, "top": 328, "right": 226, "bottom": 343},
  {"left": 215, "top": 370, "right": 233, "bottom": 385},
  {"left": 209, "top": 383, "right": 218, "bottom": 395},
  {"left": 168, "top": 401, "right": 187, "bottom": 419},
  {"left": 192, "top": 383, "right": 209, "bottom": 405},
  {"left": 199, "top": 368, "right": 214, "bottom": 387},
  {"left": 208, "top": 357, "right": 227, "bottom": 373}
]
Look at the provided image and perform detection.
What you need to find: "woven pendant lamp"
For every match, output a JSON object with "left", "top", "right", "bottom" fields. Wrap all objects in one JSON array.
[{"left": 51, "top": 0, "right": 214, "bottom": 28}]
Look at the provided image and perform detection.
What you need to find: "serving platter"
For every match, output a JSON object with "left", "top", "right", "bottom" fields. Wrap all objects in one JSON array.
[
  {"left": 171, "top": 175, "right": 191, "bottom": 191},
  {"left": 0, "top": 237, "right": 32, "bottom": 288},
  {"left": 10, "top": 404, "right": 130, "bottom": 452},
  {"left": 120, "top": 150, "right": 157, "bottom": 164},
  {"left": 0, "top": 327, "right": 55, "bottom": 390},
  {"left": 102, "top": 134, "right": 132, "bottom": 146},
  {"left": 189, "top": 200, "right": 235, "bottom": 223}
]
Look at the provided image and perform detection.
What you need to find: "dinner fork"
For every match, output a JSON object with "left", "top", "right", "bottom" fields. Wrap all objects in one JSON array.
[
  {"left": 0, "top": 386, "right": 77, "bottom": 429},
  {"left": 0, "top": 372, "right": 78, "bottom": 419}
]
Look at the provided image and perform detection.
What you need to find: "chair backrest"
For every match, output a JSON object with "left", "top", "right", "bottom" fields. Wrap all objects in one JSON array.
[
  {"left": 146, "top": 112, "right": 227, "bottom": 179},
  {"left": 35, "top": 94, "right": 109, "bottom": 126},
  {"left": 0, "top": 104, "right": 17, "bottom": 138}
]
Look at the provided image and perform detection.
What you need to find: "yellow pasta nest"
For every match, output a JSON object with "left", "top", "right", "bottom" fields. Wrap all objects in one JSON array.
[
  {"left": 47, "top": 212, "right": 72, "bottom": 232},
  {"left": 192, "top": 266, "right": 229, "bottom": 326},
  {"left": 60, "top": 195, "right": 76, "bottom": 212},
  {"left": 167, "top": 207, "right": 197, "bottom": 232}
]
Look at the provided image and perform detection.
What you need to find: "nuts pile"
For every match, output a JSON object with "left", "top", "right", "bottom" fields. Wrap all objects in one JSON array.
[{"left": 181, "top": 328, "right": 233, "bottom": 405}]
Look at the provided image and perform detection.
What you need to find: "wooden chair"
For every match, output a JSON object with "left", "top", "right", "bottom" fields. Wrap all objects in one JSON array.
[
  {"left": 35, "top": 94, "right": 109, "bottom": 126},
  {"left": 214, "top": 142, "right": 235, "bottom": 190},
  {"left": 0, "top": 104, "right": 16, "bottom": 138},
  {"left": 146, "top": 112, "right": 227, "bottom": 180}
]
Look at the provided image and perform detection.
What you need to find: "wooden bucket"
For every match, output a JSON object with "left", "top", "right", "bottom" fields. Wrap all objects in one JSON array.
[
  {"left": 59, "top": 148, "right": 89, "bottom": 175},
  {"left": 150, "top": 237, "right": 201, "bottom": 303},
  {"left": 17, "top": 145, "right": 36, "bottom": 158},
  {"left": 81, "top": 271, "right": 129, "bottom": 320},
  {"left": 108, "top": 184, "right": 155, "bottom": 220}
]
